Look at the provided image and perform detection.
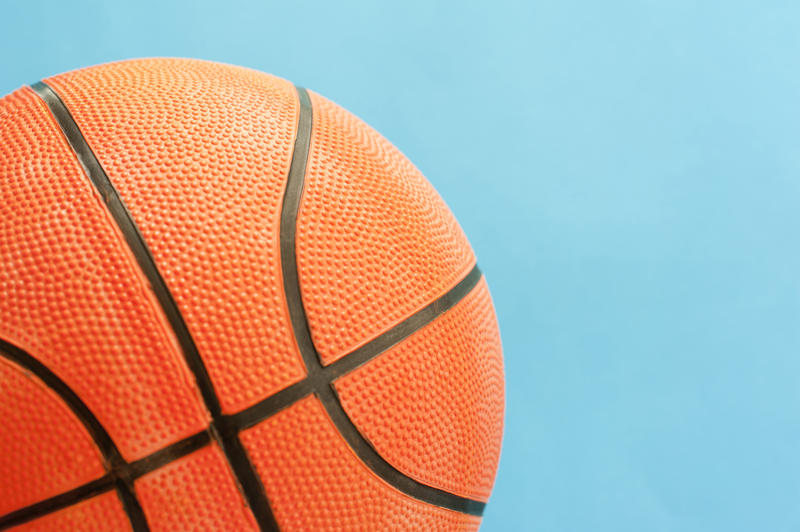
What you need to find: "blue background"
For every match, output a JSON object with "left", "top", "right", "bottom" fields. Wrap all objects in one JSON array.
[{"left": 3, "top": 1, "right": 799, "bottom": 530}]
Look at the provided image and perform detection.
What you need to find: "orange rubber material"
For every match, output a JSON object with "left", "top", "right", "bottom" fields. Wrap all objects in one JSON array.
[
  {"left": 8, "top": 492, "right": 130, "bottom": 532},
  {"left": 240, "top": 396, "right": 482, "bottom": 531},
  {"left": 45, "top": 59, "right": 306, "bottom": 413},
  {"left": 0, "top": 58, "right": 504, "bottom": 530},
  {"left": 0, "top": 358, "right": 105, "bottom": 515},
  {"left": 135, "top": 445, "right": 257, "bottom": 531},
  {"left": 296, "top": 90, "right": 476, "bottom": 365},
  {"left": 0, "top": 87, "right": 208, "bottom": 461},
  {"left": 335, "top": 278, "right": 504, "bottom": 501}
]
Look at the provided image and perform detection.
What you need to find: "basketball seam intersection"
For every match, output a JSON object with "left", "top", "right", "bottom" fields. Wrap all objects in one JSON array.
[{"left": 0, "top": 338, "right": 149, "bottom": 531}]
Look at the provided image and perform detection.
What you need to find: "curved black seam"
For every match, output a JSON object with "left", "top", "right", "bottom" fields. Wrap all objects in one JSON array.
[
  {"left": 280, "top": 85, "right": 318, "bottom": 373},
  {"left": 0, "top": 476, "right": 114, "bottom": 530},
  {"left": 29, "top": 81, "right": 278, "bottom": 532},
  {"left": 317, "top": 386, "right": 487, "bottom": 515},
  {"left": 0, "top": 429, "right": 212, "bottom": 530},
  {"left": 315, "top": 268, "right": 485, "bottom": 516},
  {"left": 324, "top": 264, "right": 483, "bottom": 381},
  {"left": 279, "top": 85, "right": 486, "bottom": 516},
  {"left": 0, "top": 338, "right": 148, "bottom": 530}
]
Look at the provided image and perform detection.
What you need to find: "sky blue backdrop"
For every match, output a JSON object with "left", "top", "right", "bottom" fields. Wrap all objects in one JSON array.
[{"left": 3, "top": 1, "right": 799, "bottom": 530}]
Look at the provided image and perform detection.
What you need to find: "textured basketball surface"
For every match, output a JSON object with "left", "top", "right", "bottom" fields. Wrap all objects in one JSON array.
[{"left": 0, "top": 58, "right": 504, "bottom": 531}]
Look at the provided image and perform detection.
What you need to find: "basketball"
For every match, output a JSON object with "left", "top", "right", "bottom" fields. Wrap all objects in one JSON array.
[{"left": 0, "top": 58, "right": 504, "bottom": 531}]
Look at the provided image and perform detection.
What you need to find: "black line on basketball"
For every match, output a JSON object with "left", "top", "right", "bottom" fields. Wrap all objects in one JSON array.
[
  {"left": 324, "top": 264, "right": 482, "bottom": 381},
  {"left": 278, "top": 85, "right": 486, "bottom": 517},
  {"left": 0, "top": 476, "right": 114, "bottom": 530},
  {"left": 28, "top": 83, "right": 223, "bottom": 417},
  {"left": 30, "top": 81, "right": 279, "bottom": 532},
  {"left": 128, "top": 430, "right": 212, "bottom": 479},
  {"left": 313, "top": 266, "right": 486, "bottom": 516},
  {"left": 114, "top": 479, "right": 149, "bottom": 531},
  {"left": 229, "top": 378, "right": 316, "bottom": 431},
  {"left": 0, "top": 428, "right": 215, "bottom": 529},
  {"left": 0, "top": 339, "right": 122, "bottom": 467},
  {"left": 0, "top": 338, "right": 149, "bottom": 531},
  {"left": 316, "top": 385, "right": 486, "bottom": 516},
  {"left": 280, "top": 85, "right": 319, "bottom": 372}
]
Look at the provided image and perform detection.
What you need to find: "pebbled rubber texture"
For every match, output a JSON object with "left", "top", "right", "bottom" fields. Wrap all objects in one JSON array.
[
  {"left": 240, "top": 396, "right": 482, "bottom": 531},
  {"left": 0, "top": 86, "right": 209, "bottom": 461},
  {"left": 0, "top": 58, "right": 504, "bottom": 531},
  {"left": 335, "top": 278, "right": 504, "bottom": 501},
  {"left": 135, "top": 445, "right": 257, "bottom": 531},
  {"left": 45, "top": 59, "right": 306, "bottom": 414},
  {"left": 296, "top": 90, "right": 476, "bottom": 365},
  {"left": 0, "top": 357, "right": 105, "bottom": 516},
  {"left": 7, "top": 492, "right": 130, "bottom": 532}
]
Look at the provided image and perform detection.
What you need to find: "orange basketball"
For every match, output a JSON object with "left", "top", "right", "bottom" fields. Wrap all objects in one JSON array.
[{"left": 0, "top": 58, "right": 504, "bottom": 531}]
